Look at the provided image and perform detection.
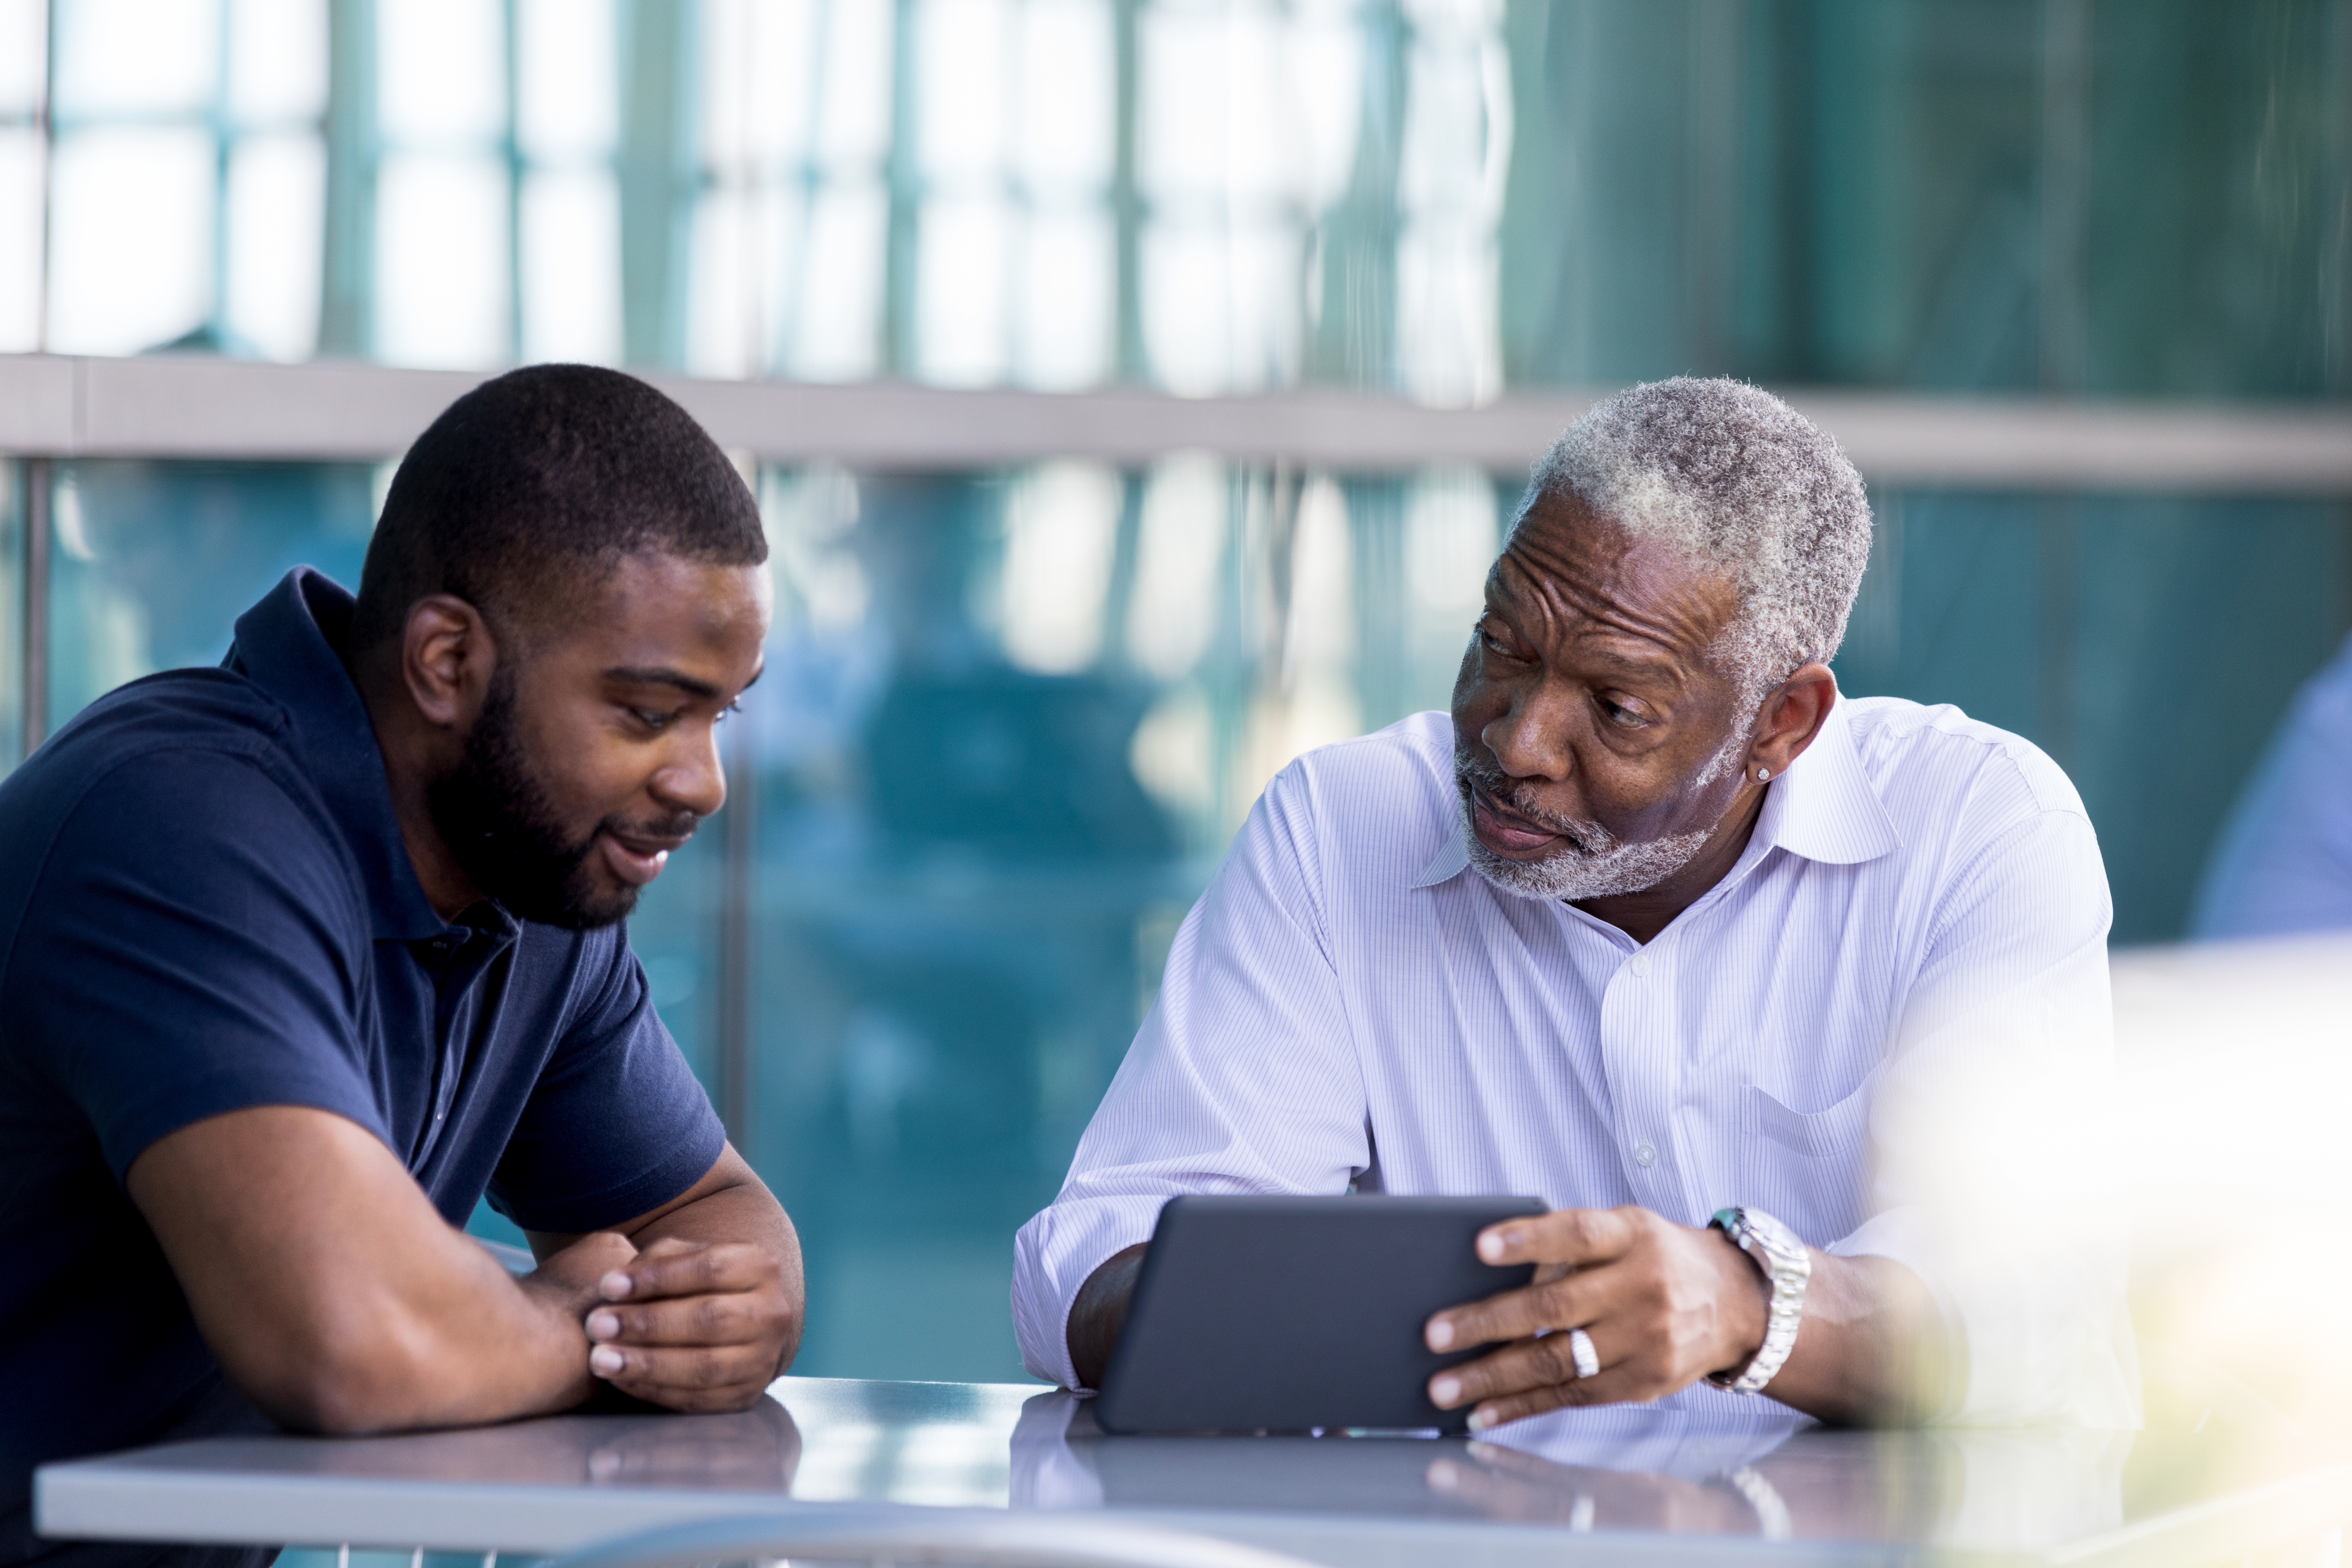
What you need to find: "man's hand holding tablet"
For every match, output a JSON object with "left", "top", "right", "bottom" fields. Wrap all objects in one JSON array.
[{"left": 1420, "top": 1206, "right": 1949, "bottom": 1430}]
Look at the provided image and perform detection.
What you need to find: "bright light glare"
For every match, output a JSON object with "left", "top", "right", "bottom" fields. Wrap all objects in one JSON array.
[
  {"left": 1130, "top": 683, "right": 1214, "bottom": 817},
  {"left": 1016, "top": 209, "right": 1111, "bottom": 390},
  {"left": 521, "top": 168, "right": 622, "bottom": 364},
  {"left": 375, "top": 153, "right": 509, "bottom": 368},
  {"left": 813, "top": 0, "right": 895, "bottom": 166},
  {"left": 2104, "top": 936, "right": 2352, "bottom": 1436},
  {"left": 919, "top": 0, "right": 1009, "bottom": 186},
  {"left": 1140, "top": 227, "right": 1228, "bottom": 396},
  {"left": 785, "top": 182, "right": 886, "bottom": 381},
  {"left": 1126, "top": 455, "right": 1227, "bottom": 680},
  {"left": 688, "top": 185, "right": 758, "bottom": 378},
  {"left": 224, "top": 132, "right": 324, "bottom": 360},
  {"left": 516, "top": 0, "right": 617, "bottom": 162},
  {"left": 1231, "top": 474, "right": 1361, "bottom": 821},
  {"left": 1394, "top": 6, "right": 1506, "bottom": 405},
  {"left": 227, "top": 0, "right": 327, "bottom": 124},
  {"left": 1017, "top": 0, "right": 1113, "bottom": 194},
  {"left": 1405, "top": 466, "right": 1495, "bottom": 616},
  {"left": 999, "top": 461, "right": 1123, "bottom": 674},
  {"left": 47, "top": 127, "right": 213, "bottom": 355},
  {"left": 1401, "top": 467, "right": 1496, "bottom": 707},
  {"left": 917, "top": 195, "right": 1010, "bottom": 386},
  {"left": 378, "top": 0, "right": 504, "bottom": 147},
  {"left": 0, "top": 0, "right": 48, "bottom": 116},
  {"left": 0, "top": 130, "right": 40, "bottom": 352},
  {"left": 52, "top": 0, "right": 219, "bottom": 117},
  {"left": 1143, "top": 216, "right": 1301, "bottom": 396},
  {"left": 1288, "top": 476, "right": 1355, "bottom": 670},
  {"left": 1291, "top": 0, "right": 1365, "bottom": 210}
]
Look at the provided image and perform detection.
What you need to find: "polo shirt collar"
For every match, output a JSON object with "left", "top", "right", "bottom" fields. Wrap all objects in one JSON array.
[
  {"left": 227, "top": 569, "right": 449, "bottom": 942},
  {"left": 1407, "top": 694, "right": 1900, "bottom": 890}
]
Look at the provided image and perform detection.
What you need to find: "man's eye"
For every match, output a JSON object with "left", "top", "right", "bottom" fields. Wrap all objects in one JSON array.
[
  {"left": 1600, "top": 698, "right": 1649, "bottom": 728},
  {"left": 1477, "top": 624, "right": 1516, "bottom": 657},
  {"left": 631, "top": 708, "right": 680, "bottom": 732}
]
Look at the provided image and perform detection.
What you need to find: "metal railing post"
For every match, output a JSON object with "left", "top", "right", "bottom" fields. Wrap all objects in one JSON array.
[{"left": 22, "top": 455, "right": 47, "bottom": 756}]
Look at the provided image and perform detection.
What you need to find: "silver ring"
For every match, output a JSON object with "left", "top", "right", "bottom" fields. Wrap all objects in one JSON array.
[{"left": 1568, "top": 1326, "right": 1600, "bottom": 1380}]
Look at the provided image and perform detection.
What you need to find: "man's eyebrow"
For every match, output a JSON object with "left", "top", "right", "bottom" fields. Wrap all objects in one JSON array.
[
  {"left": 1582, "top": 642, "right": 1684, "bottom": 680},
  {"left": 602, "top": 666, "right": 722, "bottom": 700}
]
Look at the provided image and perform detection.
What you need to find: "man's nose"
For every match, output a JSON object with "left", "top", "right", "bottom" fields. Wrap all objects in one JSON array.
[
  {"left": 651, "top": 725, "right": 729, "bottom": 820},
  {"left": 1481, "top": 685, "right": 1575, "bottom": 782}
]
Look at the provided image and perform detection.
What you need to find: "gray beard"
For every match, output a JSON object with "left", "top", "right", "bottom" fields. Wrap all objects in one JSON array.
[{"left": 1454, "top": 745, "right": 1727, "bottom": 903}]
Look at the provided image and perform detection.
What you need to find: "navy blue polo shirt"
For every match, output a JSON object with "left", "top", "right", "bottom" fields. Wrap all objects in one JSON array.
[{"left": 0, "top": 569, "right": 727, "bottom": 1528}]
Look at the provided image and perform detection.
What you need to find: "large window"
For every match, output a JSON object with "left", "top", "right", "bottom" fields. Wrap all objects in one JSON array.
[
  {"left": 24, "top": 455, "right": 2344, "bottom": 1378},
  {"left": 4, "top": 0, "right": 2349, "bottom": 1383}
]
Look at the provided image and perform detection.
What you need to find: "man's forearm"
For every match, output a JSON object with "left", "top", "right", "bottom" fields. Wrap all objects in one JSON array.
[
  {"left": 130, "top": 1105, "right": 635, "bottom": 1435},
  {"left": 1759, "top": 1252, "right": 1949, "bottom": 1426},
  {"left": 1067, "top": 1243, "right": 1149, "bottom": 1389}
]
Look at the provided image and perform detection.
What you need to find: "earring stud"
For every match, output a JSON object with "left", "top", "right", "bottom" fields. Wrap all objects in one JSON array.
[{"left": 1757, "top": 766, "right": 1771, "bottom": 781}]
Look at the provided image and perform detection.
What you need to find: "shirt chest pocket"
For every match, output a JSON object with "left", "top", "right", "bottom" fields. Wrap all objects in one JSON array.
[{"left": 1747, "top": 1081, "right": 1873, "bottom": 1161}]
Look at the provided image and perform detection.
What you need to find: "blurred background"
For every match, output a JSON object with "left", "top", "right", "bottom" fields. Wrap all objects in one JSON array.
[{"left": 0, "top": 0, "right": 2347, "bottom": 1385}]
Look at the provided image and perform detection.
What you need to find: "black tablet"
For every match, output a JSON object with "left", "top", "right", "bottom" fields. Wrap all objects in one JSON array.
[{"left": 1094, "top": 1193, "right": 1544, "bottom": 1436}]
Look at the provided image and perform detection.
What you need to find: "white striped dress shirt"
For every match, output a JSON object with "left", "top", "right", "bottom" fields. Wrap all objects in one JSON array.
[{"left": 1014, "top": 697, "right": 2139, "bottom": 1427}]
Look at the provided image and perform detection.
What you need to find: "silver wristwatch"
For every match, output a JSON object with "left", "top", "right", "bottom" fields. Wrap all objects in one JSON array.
[{"left": 1705, "top": 1206, "right": 1810, "bottom": 1395}]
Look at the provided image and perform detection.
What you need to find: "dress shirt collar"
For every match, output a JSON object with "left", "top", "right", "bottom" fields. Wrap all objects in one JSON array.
[
  {"left": 225, "top": 568, "right": 451, "bottom": 943},
  {"left": 1409, "top": 694, "right": 1902, "bottom": 892}
]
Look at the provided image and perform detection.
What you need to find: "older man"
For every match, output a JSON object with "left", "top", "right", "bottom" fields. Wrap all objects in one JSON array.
[{"left": 1013, "top": 378, "right": 2134, "bottom": 1431}]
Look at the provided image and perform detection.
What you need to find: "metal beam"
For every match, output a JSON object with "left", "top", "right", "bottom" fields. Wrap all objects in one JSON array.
[{"left": 0, "top": 353, "right": 2347, "bottom": 493}]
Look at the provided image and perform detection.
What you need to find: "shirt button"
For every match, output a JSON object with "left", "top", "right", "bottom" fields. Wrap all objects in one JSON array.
[
  {"left": 1634, "top": 1141, "right": 1658, "bottom": 1168},
  {"left": 1627, "top": 954, "right": 1651, "bottom": 978}
]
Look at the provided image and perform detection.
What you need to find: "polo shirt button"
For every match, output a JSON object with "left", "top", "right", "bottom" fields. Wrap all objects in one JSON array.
[
  {"left": 1628, "top": 954, "right": 1651, "bottom": 978},
  {"left": 1634, "top": 1141, "right": 1658, "bottom": 1168}
]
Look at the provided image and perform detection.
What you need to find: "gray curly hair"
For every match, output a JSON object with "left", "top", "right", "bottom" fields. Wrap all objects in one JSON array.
[{"left": 1520, "top": 377, "right": 1874, "bottom": 708}]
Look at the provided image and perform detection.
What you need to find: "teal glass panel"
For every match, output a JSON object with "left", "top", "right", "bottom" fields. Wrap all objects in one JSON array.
[
  {"left": 739, "top": 462, "right": 1508, "bottom": 1381},
  {"left": 44, "top": 460, "right": 377, "bottom": 732},
  {"left": 1834, "top": 492, "right": 2352, "bottom": 943},
  {"left": 0, "top": 462, "right": 21, "bottom": 771}
]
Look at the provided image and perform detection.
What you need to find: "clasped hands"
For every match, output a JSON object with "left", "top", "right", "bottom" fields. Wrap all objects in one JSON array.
[
  {"left": 522, "top": 1232, "right": 796, "bottom": 1413},
  {"left": 1421, "top": 1206, "right": 1771, "bottom": 1432}
]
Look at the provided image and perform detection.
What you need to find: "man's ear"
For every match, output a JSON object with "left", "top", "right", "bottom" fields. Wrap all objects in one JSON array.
[
  {"left": 1748, "top": 663, "right": 1837, "bottom": 779},
  {"left": 400, "top": 595, "right": 500, "bottom": 732}
]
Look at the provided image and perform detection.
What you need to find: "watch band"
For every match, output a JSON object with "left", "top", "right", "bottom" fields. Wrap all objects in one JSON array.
[{"left": 1705, "top": 1206, "right": 1810, "bottom": 1395}]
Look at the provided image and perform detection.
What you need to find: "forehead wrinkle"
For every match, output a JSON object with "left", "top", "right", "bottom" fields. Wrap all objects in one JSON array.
[{"left": 1494, "top": 534, "right": 1728, "bottom": 680}]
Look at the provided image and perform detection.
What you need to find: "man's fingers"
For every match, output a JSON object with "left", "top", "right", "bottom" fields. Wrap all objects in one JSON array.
[
  {"left": 1428, "top": 1324, "right": 1620, "bottom": 1413},
  {"left": 588, "top": 1336, "right": 774, "bottom": 1394},
  {"left": 1476, "top": 1207, "right": 1640, "bottom": 1269},
  {"left": 599, "top": 1240, "right": 775, "bottom": 1303},
  {"left": 585, "top": 1289, "right": 770, "bottom": 1348},
  {"left": 1426, "top": 1266, "right": 1615, "bottom": 1355},
  {"left": 1460, "top": 1367, "right": 1647, "bottom": 1432}
]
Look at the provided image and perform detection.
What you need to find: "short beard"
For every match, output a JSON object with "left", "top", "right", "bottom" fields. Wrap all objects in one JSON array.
[
  {"left": 1454, "top": 744, "right": 1728, "bottom": 903},
  {"left": 426, "top": 666, "right": 651, "bottom": 930}
]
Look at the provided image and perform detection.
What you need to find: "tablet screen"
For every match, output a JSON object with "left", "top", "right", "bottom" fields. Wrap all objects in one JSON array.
[{"left": 1096, "top": 1194, "right": 1544, "bottom": 1435}]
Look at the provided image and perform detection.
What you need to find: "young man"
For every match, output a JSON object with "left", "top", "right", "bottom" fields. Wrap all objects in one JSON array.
[{"left": 0, "top": 366, "right": 803, "bottom": 1568}]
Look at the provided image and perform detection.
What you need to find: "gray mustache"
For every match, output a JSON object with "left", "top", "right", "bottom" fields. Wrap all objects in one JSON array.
[{"left": 1452, "top": 746, "right": 1614, "bottom": 849}]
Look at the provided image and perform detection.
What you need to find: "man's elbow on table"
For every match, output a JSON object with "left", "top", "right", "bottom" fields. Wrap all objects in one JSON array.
[{"left": 245, "top": 1291, "right": 474, "bottom": 1435}]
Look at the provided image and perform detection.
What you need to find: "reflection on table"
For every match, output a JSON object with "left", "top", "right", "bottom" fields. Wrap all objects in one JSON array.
[{"left": 35, "top": 1377, "right": 2349, "bottom": 1566}]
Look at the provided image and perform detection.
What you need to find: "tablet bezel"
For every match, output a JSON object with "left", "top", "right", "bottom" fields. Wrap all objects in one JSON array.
[{"left": 1094, "top": 1193, "right": 1544, "bottom": 1436}]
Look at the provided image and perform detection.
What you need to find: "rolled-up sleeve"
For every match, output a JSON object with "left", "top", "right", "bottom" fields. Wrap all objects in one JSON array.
[{"left": 1011, "top": 763, "right": 1372, "bottom": 1389}]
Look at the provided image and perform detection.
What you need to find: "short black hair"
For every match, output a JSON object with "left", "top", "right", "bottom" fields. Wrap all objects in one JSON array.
[{"left": 353, "top": 364, "right": 766, "bottom": 651}]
